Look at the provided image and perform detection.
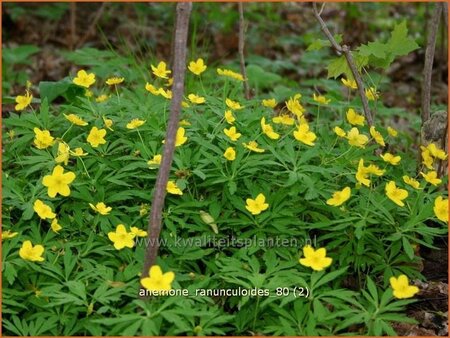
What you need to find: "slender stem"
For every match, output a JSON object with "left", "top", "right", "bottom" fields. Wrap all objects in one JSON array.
[
  {"left": 312, "top": 3, "right": 373, "bottom": 127},
  {"left": 140, "top": 2, "right": 192, "bottom": 298},
  {"left": 238, "top": 3, "right": 250, "bottom": 99},
  {"left": 421, "top": 3, "right": 442, "bottom": 123}
]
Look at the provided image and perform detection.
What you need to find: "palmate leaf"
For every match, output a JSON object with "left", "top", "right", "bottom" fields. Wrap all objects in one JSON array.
[{"left": 358, "top": 20, "right": 419, "bottom": 69}]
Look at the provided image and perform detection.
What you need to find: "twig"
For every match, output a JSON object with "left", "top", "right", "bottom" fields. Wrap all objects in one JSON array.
[
  {"left": 140, "top": 2, "right": 192, "bottom": 299},
  {"left": 443, "top": 3, "right": 448, "bottom": 28},
  {"left": 421, "top": 3, "right": 442, "bottom": 123},
  {"left": 76, "top": 3, "right": 107, "bottom": 48},
  {"left": 238, "top": 3, "right": 251, "bottom": 99},
  {"left": 69, "top": 3, "right": 76, "bottom": 51},
  {"left": 312, "top": 3, "right": 373, "bottom": 127}
]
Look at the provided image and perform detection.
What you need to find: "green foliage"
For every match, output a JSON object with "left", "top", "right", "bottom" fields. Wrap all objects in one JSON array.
[{"left": 1, "top": 5, "right": 446, "bottom": 335}]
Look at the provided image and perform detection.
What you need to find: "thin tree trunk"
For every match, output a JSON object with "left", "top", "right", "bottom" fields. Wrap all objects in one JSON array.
[
  {"left": 312, "top": 3, "right": 373, "bottom": 127},
  {"left": 238, "top": 3, "right": 250, "bottom": 99},
  {"left": 421, "top": 3, "right": 442, "bottom": 123},
  {"left": 140, "top": 2, "right": 192, "bottom": 299}
]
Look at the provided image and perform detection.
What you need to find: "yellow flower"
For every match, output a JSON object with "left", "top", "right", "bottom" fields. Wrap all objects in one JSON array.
[
  {"left": 380, "top": 152, "right": 401, "bottom": 165},
  {"left": 346, "top": 108, "right": 365, "bottom": 126},
  {"left": 245, "top": 193, "right": 269, "bottom": 215},
  {"left": 262, "top": 98, "right": 277, "bottom": 108},
  {"left": 87, "top": 127, "right": 107, "bottom": 148},
  {"left": 225, "top": 98, "right": 243, "bottom": 110},
  {"left": 299, "top": 245, "right": 332, "bottom": 271},
  {"left": 182, "top": 101, "right": 189, "bottom": 108},
  {"left": 420, "top": 171, "right": 442, "bottom": 186},
  {"left": 71, "top": 147, "right": 88, "bottom": 157},
  {"left": 355, "top": 159, "right": 370, "bottom": 187},
  {"left": 175, "top": 127, "right": 187, "bottom": 147},
  {"left": 106, "top": 77, "right": 124, "bottom": 85},
  {"left": 108, "top": 224, "right": 135, "bottom": 250},
  {"left": 433, "top": 196, "right": 448, "bottom": 222},
  {"left": 96, "top": 94, "right": 109, "bottom": 103},
  {"left": 403, "top": 175, "right": 420, "bottom": 189},
  {"left": 286, "top": 94, "right": 304, "bottom": 117},
  {"left": 85, "top": 89, "right": 93, "bottom": 98},
  {"left": 390, "top": 275, "right": 419, "bottom": 299},
  {"left": 73, "top": 70, "right": 96, "bottom": 88},
  {"left": 369, "top": 126, "right": 385, "bottom": 147},
  {"left": 42, "top": 165, "right": 76, "bottom": 198},
  {"left": 33, "top": 127, "right": 54, "bottom": 149},
  {"left": 159, "top": 88, "right": 172, "bottom": 99},
  {"left": 224, "top": 110, "right": 235, "bottom": 124},
  {"left": 346, "top": 128, "right": 368, "bottom": 148},
  {"left": 141, "top": 265, "right": 175, "bottom": 293},
  {"left": 261, "top": 117, "right": 280, "bottom": 140},
  {"left": 19, "top": 240, "right": 45, "bottom": 262},
  {"left": 293, "top": 123, "right": 316, "bottom": 146},
  {"left": 50, "top": 218, "right": 62, "bottom": 233},
  {"left": 15, "top": 91, "right": 33, "bottom": 111},
  {"left": 341, "top": 78, "right": 357, "bottom": 89},
  {"left": 148, "top": 154, "right": 162, "bottom": 168},
  {"left": 223, "top": 147, "right": 236, "bottom": 161},
  {"left": 7, "top": 130, "right": 15, "bottom": 140},
  {"left": 427, "top": 143, "right": 447, "bottom": 160},
  {"left": 333, "top": 126, "right": 346, "bottom": 137},
  {"left": 63, "top": 113, "right": 88, "bottom": 126},
  {"left": 326, "top": 187, "right": 351, "bottom": 207},
  {"left": 313, "top": 93, "right": 330, "bottom": 105},
  {"left": 273, "top": 114, "right": 295, "bottom": 126},
  {"left": 102, "top": 116, "right": 114, "bottom": 131},
  {"left": 366, "top": 164, "right": 385, "bottom": 176},
  {"left": 355, "top": 159, "right": 384, "bottom": 187},
  {"left": 2, "top": 230, "right": 18, "bottom": 240},
  {"left": 89, "top": 202, "right": 112, "bottom": 215},
  {"left": 224, "top": 126, "right": 242, "bottom": 141},
  {"left": 151, "top": 61, "right": 171, "bottom": 79},
  {"left": 188, "top": 94, "right": 205, "bottom": 104},
  {"left": 126, "top": 119, "right": 146, "bottom": 129},
  {"left": 365, "top": 87, "right": 379, "bottom": 101},
  {"left": 167, "top": 180, "right": 183, "bottom": 195},
  {"left": 55, "top": 142, "right": 70, "bottom": 165},
  {"left": 145, "top": 83, "right": 161, "bottom": 95},
  {"left": 385, "top": 181, "right": 408, "bottom": 207},
  {"left": 217, "top": 68, "right": 244, "bottom": 81},
  {"left": 33, "top": 199, "right": 56, "bottom": 219},
  {"left": 179, "top": 119, "right": 191, "bottom": 126},
  {"left": 387, "top": 126, "right": 398, "bottom": 137},
  {"left": 130, "top": 227, "right": 147, "bottom": 238},
  {"left": 188, "top": 58, "right": 207, "bottom": 75},
  {"left": 421, "top": 147, "right": 434, "bottom": 169},
  {"left": 140, "top": 204, "right": 150, "bottom": 216},
  {"left": 166, "top": 77, "right": 173, "bottom": 87},
  {"left": 243, "top": 141, "right": 265, "bottom": 153}
]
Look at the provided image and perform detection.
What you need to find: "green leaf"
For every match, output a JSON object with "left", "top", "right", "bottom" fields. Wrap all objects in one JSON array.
[
  {"left": 307, "top": 35, "right": 342, "bottom": 52},
  {"left": 402, "top": 236, "right": 415, "bottom": 260},
  {"left": 39, "top": 78, "right": 81, "bottom": 103},
  {"left": 327, "top": 56, "right": 351, "bottom": 79},
  {"left": 387, "top": 21, "right": 419, "bottom": 56}
]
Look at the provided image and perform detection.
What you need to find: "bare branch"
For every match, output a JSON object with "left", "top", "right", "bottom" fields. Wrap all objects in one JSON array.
[
  {"left": 312, "top": 2, "right": 373, "bottom": 126},
  {"left": 421, "top": 3, "right": 442, "bottom": 123},
  {"left": 443, "top": 3, "right": 448, "bottom": 28},
  {"left": 140, "top": 2, "right": 192, "bottom": 299},
  {"left": 76, "top": 3, "right": 107, "bottom": 48},
  {"left": 342, "top": 45, "right": 373, "bottom": 127},
  {"left": 312, "top": 3, "right": 342, "bottom": 55},
  {"left": 238, "top": 3, "right": 251, "bottom": 99},
  {"left": 69, "top": 3, "right": 76, "bottom": 50}
]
